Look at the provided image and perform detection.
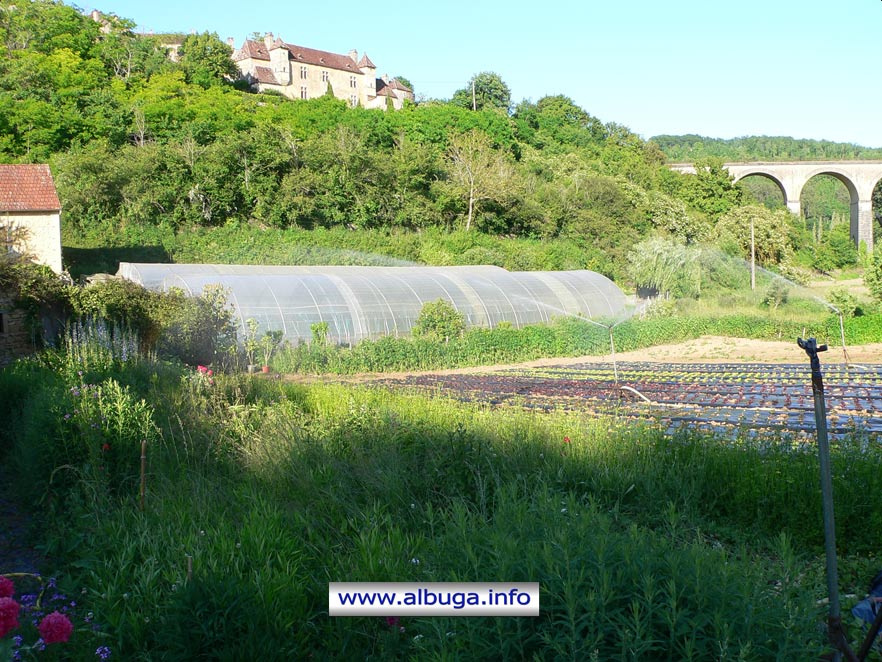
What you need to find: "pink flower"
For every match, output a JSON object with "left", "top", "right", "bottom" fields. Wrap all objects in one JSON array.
[
  {"left": 0, "top": 576, "right": 13, "bottom": 598},
  {"left": 38, "top": 611, "right": 73, "bottom": 644},
  {"left": 207, "top": 369, "right": 213, "bottom": 377},
  {"left": 563, "top": 436, "right": 571, "bottom": 444},
  {"left": 197, "top": 365, "right": 208, "bottom": 374},
  {"left": 0, "top": 597, "right": 20, "bottom": 638}
]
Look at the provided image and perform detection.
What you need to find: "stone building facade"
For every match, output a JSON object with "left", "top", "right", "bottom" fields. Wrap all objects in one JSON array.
[
  {"left": 233, "top": 34, "right": 413, "bottom": 110},
  {"left": 0, "top": 164, "right": 63, "bottom": 365},
  {"left": 1, "top": 164, "right": 63, "bottom": 275}
]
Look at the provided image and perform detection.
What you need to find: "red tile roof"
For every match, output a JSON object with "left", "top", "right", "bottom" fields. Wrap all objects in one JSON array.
[
  {"left": 357, "top": 54, "right": 375, "bottom": 69},
  {"left": 235, "top": 40, "right": 270, "bottom": 61},
  {"left": 284, "top": 43, "right": 358, "bottom": 73},
  {"left": 253, "top": 66, "right": 280, "bottom": 85},
  {"left": 0, "top": 164, "right": 61, "bottom": 212},
  {"left": 387, "top": 78, "right": 412, "bottom": 92}
]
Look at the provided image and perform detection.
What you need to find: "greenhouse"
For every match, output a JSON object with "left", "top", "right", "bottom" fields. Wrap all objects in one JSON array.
[{"left": 117, "top": 263, "right": 627, "bottom": 345}]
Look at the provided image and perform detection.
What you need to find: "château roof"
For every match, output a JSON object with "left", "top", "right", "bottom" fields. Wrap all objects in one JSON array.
[
  {"left": 357, "top": 54, "right": 375, "bottom": 69},
  {"left": 283, "top": 43, "right": 359, "bottom": 73},
  {"left": 0, "top": 164, "right": 61, "bottom": 212},
  {"left": 386, "top": 78, "right": 412, "bottom": 92},
  {"left": 235, "top": 40, "right": 270, "bottom": 61},
  {"left": 235, "top": 39, "right": 363, "bottom": 74},
  {"left": 253, "top": 66, "right": 280, "bottom": 85}
]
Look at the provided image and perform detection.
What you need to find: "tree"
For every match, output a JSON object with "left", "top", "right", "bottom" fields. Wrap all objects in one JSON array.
[
  {"left": 177, "top": 32, "right": 238, "bottom": 88},
  {"left": 865, "top": 244, "right": 882, "bottom": 303},
  {"left": 679, "top": 157, "right": 742, "bottom": 217},
  {"left": 444, "top": 129, "right": 516, "bottom": 231},
  {"left": 450, "top": 72, "right": 511, "bottom": 113},
  {"left": 715, "top": 205, "right": 795, "bottom": 267}
]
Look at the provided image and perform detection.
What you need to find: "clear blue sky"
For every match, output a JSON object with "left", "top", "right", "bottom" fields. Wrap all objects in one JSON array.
[{"left": 84, "top": 0, "right": 882, "bottom": 147}]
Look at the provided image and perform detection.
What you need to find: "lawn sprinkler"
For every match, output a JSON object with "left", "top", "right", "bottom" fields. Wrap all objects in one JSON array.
[{"left": 798, "top": 337, "right": 873, "bottom": 661}]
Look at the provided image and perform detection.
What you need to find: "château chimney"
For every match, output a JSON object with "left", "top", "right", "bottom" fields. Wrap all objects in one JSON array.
[
  {"left": 348, "top": 49, "right": 358, "bottom": 62},
  {"left": 263, "top": 32, "right": 274, "bottom": 48}
]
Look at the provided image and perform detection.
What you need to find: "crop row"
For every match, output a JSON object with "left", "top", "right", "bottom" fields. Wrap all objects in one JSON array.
[{"left": 377, "top": 361, "right": 882, "bottom": 439}]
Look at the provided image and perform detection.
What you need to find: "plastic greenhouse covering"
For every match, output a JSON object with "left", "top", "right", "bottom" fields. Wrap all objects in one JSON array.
[{"left": 117, "top": 263, "right": 628, "bottom": 346}]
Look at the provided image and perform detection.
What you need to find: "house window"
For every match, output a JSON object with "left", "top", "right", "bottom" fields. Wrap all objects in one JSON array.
[
  {"left": 300, "top": 66, "right": 307, "bottom": 79},
  {"left": 350, "top": 76, "right": 357, "bottom": 88},
  {"left": 321, "top": 70, "right": 329, "bottom": 82},
  {"left": 349, "top": 95, "right": 357, "bottom": 107},
  {"left": 300, "top": 86, "right": 308, "bottom": 99}
]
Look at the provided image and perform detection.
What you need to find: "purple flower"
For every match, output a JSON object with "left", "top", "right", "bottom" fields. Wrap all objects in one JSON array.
[{"left": 96, "top": 645, "right": 112, "bottom": 660}]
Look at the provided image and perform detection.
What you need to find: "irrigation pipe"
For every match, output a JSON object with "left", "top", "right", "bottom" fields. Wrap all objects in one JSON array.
[{"left": 619, "top": 385, "right": 653, "bottom": 405}]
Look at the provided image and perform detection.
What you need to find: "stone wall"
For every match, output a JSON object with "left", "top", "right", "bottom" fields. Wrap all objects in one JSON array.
[
  {"left": 0, "top": 293, "right": 35, "bottom": 366},
  {"left": 4, "top": 211, "right": 63, "bottom": 274}
]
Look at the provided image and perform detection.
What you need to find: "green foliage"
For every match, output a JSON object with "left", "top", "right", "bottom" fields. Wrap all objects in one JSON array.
[
  {"left": 7, "top": 364, "right": 882, "bottom": 658},
  {"left": 653, "top": 133, "right": 882, "bottom": 162},
  {"left": 177, "top": 32, "right": 237, "bottom": 88},
  {"left": 626, "top": 237, "right": 701, "bottom": 298},
  {"left": 865, "top": 244, "right": 882, "bottom": 303},
  {"left": 826, "top": 287, "right": 860, "bottom": 318},
  {"left": 450, "top": 71, "right": 511, "bottom": 112},
  {"left": 715, "top": 205, "right": 795, "bottom": 266},
  {"left": 761, "top": 277, "right": 790, "bottom": 310},
  {"left": 310, "top": 321, "right": 329, "bottom": 346},
  {"left": 412, "top": 299, "right": 465, "bottom": 341},
  {"left": 677, "top": 158, "right": 742, "bottom": 217}
]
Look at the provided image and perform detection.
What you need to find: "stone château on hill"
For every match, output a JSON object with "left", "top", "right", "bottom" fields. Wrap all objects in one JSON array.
[{"left": 233, "top": 34, "right": 413, "bottom": 110}]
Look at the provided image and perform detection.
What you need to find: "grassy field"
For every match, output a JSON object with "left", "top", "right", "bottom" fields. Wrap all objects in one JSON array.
[{"left": 2, "top": 337, "right": 882, "bottom": 660}]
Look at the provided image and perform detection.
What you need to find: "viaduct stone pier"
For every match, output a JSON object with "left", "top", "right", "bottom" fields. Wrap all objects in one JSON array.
[{"left": 669, "top": 161, "right": 881, "bottom": 251}]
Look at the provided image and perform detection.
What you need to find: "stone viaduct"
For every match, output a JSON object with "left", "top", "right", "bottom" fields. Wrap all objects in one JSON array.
[{"left": 669, "top": 161, "right": 881, "bottom": 251}]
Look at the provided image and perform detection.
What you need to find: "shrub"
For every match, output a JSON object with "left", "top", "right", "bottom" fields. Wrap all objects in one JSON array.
[
  {"left": 412, "top": 299, "right": 465, "bottom": 342},
  {"left": 826, "top": 287, "right": 860, "bottom": 317}
]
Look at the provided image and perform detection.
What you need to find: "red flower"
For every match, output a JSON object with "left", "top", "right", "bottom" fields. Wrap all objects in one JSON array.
[
  {"left": 0, "top": 576, "right": 13, "bottom": 598},
  {"left": 38, "top": 611, "right": 73, "bottom": 644},
  {"left": 0, "top": 597, "right": 20, "bottom": 638},
  {"left": 102, "top": 443, "right": 111, "bottom": 452},
  {"left": 563, "top": 436, "right": 571, "bottom": 444},
  {"left": 385, "top": 616, "right": 400, "bottom": 628}
]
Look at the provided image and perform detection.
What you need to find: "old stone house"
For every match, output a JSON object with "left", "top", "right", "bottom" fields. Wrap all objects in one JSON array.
[
  {"left": 1, "top": 164, "right": 63, "bottom": 365},
  {"left": 1, "top": 164, "right": 62, "bottom": 274},
  {"left": 233, "top": 34, "right": 414, "bottom": 110}
]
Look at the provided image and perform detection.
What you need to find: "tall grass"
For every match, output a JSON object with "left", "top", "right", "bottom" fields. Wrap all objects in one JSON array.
[{"left": 5, "top": 358, "right": 882, "bottom": 658}]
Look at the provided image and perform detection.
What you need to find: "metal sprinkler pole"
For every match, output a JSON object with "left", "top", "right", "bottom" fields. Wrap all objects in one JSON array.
[
  {"left": 798, "top": 337, "right": 853, "bottom": 661},
  {"left": 608, "top": 325, "right": 618, "bottom": 385}
]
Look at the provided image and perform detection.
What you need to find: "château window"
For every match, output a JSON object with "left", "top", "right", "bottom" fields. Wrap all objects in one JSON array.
[
  {"left": 300, "top": 86, "right": 308, "bottom": 99},
  {"left": 321, "top": 70, "right": 329, "bottom": 82},
  {"left": 349, "top": 95, "right": 357, "bottom": 107},
  {"left": 300, "top": 66, "right": 308, "bottom": 79},
  {"left": 350, "top": 76, "right": 357, "bottom": 88}
]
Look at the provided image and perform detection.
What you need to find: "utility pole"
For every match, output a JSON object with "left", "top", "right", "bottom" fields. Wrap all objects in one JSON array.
[{"left": 750, "top": 218, "right": 756, "bottom": 291}]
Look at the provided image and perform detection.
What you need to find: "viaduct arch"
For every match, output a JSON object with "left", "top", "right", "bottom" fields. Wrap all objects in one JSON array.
[{"left": 669, "top": 161, "right": 881, "bottom": 251}]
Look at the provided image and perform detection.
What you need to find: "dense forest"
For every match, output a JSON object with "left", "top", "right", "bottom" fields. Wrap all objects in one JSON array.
[
  {"left": 653, "top": 134, "right": 882, "bottom": 163},
  {"left": 0, "top": 0, "right": 876, "bottom": 282}
]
